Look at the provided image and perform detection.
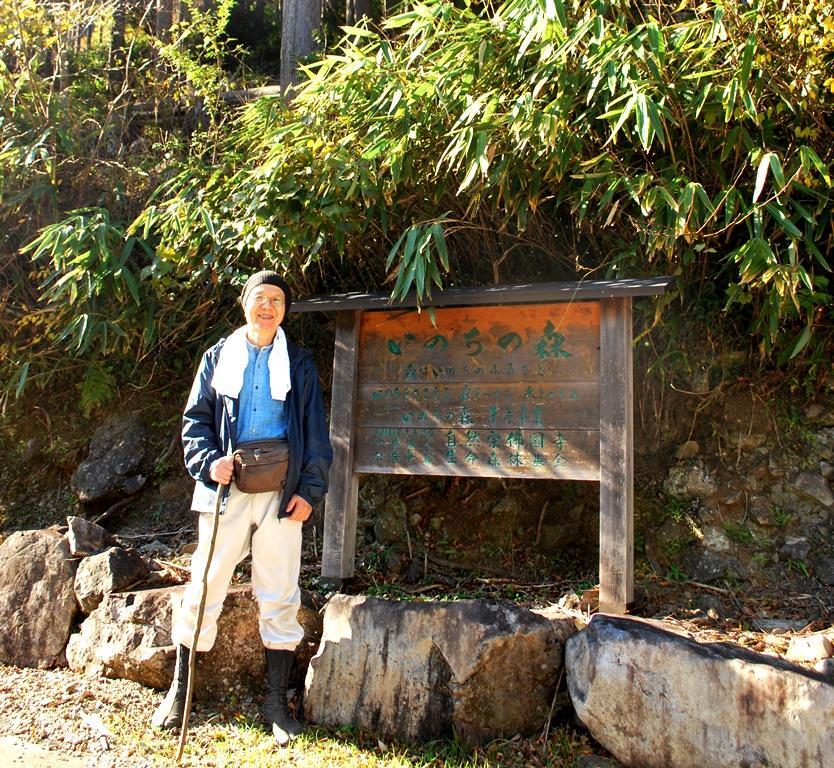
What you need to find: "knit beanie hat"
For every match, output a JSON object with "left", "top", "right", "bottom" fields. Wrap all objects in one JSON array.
[{"left": 240, "top": 270, "right": 293, "bottom": 316}]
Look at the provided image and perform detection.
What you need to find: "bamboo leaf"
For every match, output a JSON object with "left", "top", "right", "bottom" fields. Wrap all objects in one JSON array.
[
  {"left": 753, "top": 152, "right": 773, "bottom": 203},
  {"left": 431, "top": 222, "right": 449, "bottom": 271},
  {"left": 799, "top": 145, "right": 832, "bottom": 186},
  {"left": 764, "top": 202, "right": 802, "bottom": 239},
  {"left": 787, "top": 325, "right": 812, "bottom": 360},
  {"left": 768, "top": 153, "right": 786, "bottom": 192},
  {"left": 605, "top": 93, "right": 637, "bottom": 145},
  {"left": 635, "top": 93, "right": 652, "bottom": 151}
]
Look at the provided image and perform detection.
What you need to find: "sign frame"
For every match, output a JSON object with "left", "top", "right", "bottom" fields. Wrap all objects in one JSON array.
[{"left": 293, "top": 277, "right": 673, "bottom": 614}]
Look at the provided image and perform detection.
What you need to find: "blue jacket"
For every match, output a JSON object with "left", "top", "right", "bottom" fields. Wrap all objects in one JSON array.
[{"left": 182, "top": 336, "right": 333, "bottom": 516}]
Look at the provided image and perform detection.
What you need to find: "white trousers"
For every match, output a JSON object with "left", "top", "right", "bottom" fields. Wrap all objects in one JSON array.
[{"left": 172, "top": 483, "right": 304, "bottom": 652}]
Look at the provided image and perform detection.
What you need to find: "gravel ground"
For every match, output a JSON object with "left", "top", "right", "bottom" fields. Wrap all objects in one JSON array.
[{"left": 0, "top": 663, "right": 161, "bottom": 767}]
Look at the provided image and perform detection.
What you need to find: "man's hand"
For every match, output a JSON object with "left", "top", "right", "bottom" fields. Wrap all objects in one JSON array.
[
  {"left": 286, "top": 494, "right": 313, "bottom": 522},
  {"left": 209, "top": 456, "right": 234, "bottom": 485}
]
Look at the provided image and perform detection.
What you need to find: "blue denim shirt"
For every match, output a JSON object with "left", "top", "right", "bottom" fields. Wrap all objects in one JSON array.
[{"left": 237, "top": 341, "right": 288, "bottom": 444}]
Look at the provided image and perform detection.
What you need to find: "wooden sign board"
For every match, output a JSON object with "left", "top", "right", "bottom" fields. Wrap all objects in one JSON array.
[
  {"left": 293, "top": 278, "right": 674, "bottom": 614},
  {"left": 354, "top": 302, "right": 600, "bottom": 480}
]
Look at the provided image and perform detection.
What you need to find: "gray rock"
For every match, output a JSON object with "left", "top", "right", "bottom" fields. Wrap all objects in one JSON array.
[
  {"left": 304, "top": 595, "right": 575, "bottom": 745},
  {"left": 0, "top": 529, "right": 79, "bottom": 668},
  {"left": 792, "top": 472, "right": 834, "bottom": 508},
  {"left": 779, "top": 537, "right": 811, "bottom": 563},
  {"left": 701, "top": 526, "right": 733, "bottom": 553},
  {"left": 67, "top": 585, "right": 323, "bottom": 700},
  {"left": 138, "top": 540, "right": 173, "bottom": 558},
  {"left": 66, "top": 587, "right": 177, "bottom": 689},
  {"left": 753, "top": 619, "right": 808, "bottom": 634},
  {"left": 72, "top": 414, "right": 146, "bottom": 504},
  {"left": 73, "top": 547, "right": 150, "bottom": 614},
  {"left": 121, "top": 474, "right": 147, "bottom": 496},
  {"left": 769, "top": 482, "right": 826, "bottom": 526},
  {"left": 663, "top": 460, "right": 717, "bottom": 500},
  {"left": 811, "top": 428, "right": 834, "bottom": 461},
  {"left": 680, "top": 549, "right": 741, "bottom": 583},
  {"left": 812, "top": 556, "right": 834, "bottom": 586},
  {"left": 566, "top": 615, "right": 834, "bottom": 768},
  {"left": 66, "top": 516, "right": 117, "bottom": 557}
]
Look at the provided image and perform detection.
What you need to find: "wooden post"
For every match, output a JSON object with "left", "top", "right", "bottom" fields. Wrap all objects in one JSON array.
[
  {"left": 598, "top": 297, "right": 634, "bottom": 614},
  {"left": 322, "top": 310, "right": 361, "bottom": 586}
]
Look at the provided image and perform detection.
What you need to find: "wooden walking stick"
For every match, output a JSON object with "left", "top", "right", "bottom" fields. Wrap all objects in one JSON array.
[{"left": 176, "top": 478, "right": 227, "bottom": 764}]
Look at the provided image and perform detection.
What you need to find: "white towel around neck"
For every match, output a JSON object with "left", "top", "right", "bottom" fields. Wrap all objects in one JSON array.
[{"left": 211, "top": 326, "right": 291, "bottom": 401}]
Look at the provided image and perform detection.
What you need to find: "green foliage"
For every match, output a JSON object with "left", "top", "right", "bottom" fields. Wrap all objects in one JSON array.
[
  {"left": 79, "top": 359, "right": 116, "bottom": 414},
  {"left": 722, "top": 520, "right": 755, "bottom": 546},
  {"left": 130, "top": 0, "right": 833, "bottom": 362},
  {"left": 0, "top": 0, "right": 249, "bottom": 402},
  {"left": 665, "top": 564, "right": 689, "bottom": 583},
  {"left": 157, "top": 0, "right": 241, "bottom": 116},
  {"left": 23, "top": 207, "right": 150, "bottom": 355},
  {"left": 772, "top": 507, "right": 792, "bottom": 527},
  {"left": 5, "top": 0, "right": 834, "bottom": 402}
]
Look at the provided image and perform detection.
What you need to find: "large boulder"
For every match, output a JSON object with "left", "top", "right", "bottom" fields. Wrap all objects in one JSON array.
[
  {"left": 67, "top": 585, "right": 323, "bottom": 701},
  {"left": 66, "top": 587, "right": 176, "bottom": 689},
  {"left": 304, "top": 595, "right": 576, "bottom": 745},
  {"left": 72, "top": 413, "right": 146, "bottom": 504},
  {"left": 73, "top": 546, "right": 150, "bottom": 614},
  {"left": 566, "top": 614, "right": 834, "bottom": 768},
  {"left": 0, "top": 529, "right": 79, "bottom": 668}
]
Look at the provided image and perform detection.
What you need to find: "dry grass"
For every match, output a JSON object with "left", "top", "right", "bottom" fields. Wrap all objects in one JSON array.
[{"left": 108, "top": 710, "right": 599, "bottom": 768}]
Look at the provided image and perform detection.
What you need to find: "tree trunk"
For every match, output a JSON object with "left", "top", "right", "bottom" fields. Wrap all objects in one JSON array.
[
  {"left": 155, "top": 0, "right": 176, "bottom": 42},
  {"left": 280, "top": 0, "right": 322, "bottom": 93},
  {"left": 345, "top": 0, "right": 371, "bottom": 26},
  {"left": 109, "top": 0, "right": 125, "bottom": 90}
]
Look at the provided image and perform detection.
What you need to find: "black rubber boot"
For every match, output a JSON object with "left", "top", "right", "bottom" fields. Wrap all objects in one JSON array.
[
  {"left": 262, "top": 649, "right": 303, "bottom": 744},
  {"left": 151, "top": 644, "right": 191, "bottom": 730}
]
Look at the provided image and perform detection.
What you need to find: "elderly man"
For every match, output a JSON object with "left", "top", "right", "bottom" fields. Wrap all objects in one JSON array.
[{"left": 152, "top": 270, "right": 332, "bottom": 743}]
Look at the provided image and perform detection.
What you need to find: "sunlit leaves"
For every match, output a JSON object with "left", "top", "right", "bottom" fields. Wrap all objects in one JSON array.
[
  {"left": 115, "top": 0, "right": 834, "bottom": 365},
  {"left": 22, "top": 208, "right": 151, "bottom": 356}
]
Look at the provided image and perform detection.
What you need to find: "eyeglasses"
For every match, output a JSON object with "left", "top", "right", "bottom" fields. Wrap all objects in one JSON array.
[{"left": 248, "top": 295, "right": 286, "bottom": 308}]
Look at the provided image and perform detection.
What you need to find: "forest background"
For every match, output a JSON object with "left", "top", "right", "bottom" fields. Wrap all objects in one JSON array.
[{"left": 1, "top": 0, "right": 832, "bottom": 422}]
